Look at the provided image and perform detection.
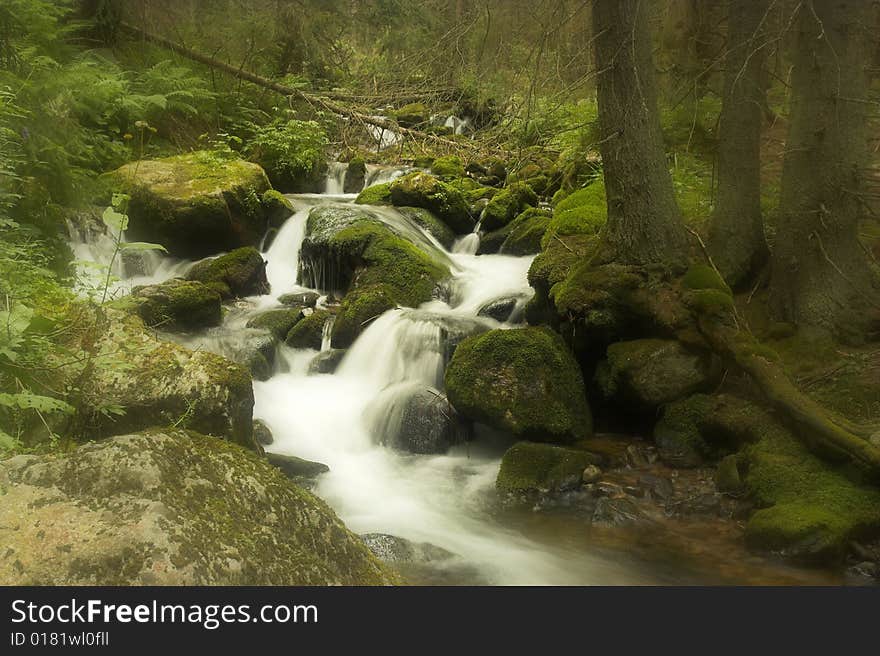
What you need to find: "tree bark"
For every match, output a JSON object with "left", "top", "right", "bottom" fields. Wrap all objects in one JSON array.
[
  {"left": 770, "top": 0, "right": 880, "bottom": 341},
  {"left": 708, "top": 0, "right": 769, "bottom": 288},
  {"left": 592, "top": 0, "right": 689, "bottom": 264}
]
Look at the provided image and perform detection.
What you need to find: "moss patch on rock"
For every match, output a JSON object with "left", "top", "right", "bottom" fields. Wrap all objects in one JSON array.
[
  {"left": 0, "top": 430, "right": 395, "bottom": 585},
  {"left": 128, "top": 279, "right": 222, "bottom": 331},
  {"left": 430, "top": 155, "right": 465, "bottom": 178},
  {"left": 389, "top": 172, "right": 473, "bottom": 234},
  {"left": 480, "top": 182, "right": 538, "bottom": 232},
  {"left": 286, "top": 308, "right": 332, "bottom": 350},
  {"left": 246, "top": 307, "right": 305, "bottom": 341},
  {"left": 108, "top": 152, "right": 276, "bottom": 259},
  {"left": 541, "top": 179, "right": 606, "bottom": 248},
  {"left": 496, "top": 441, "right": 599, "bottom": 494},
  {"left": 355, "top": 182, "right": 393, "bottom": 206},
  {"left": 186, "top": 246, "right": 269, "bottom": 298},
  {"left": 445, "top": 327, "right": 592, "bottom": 443}
]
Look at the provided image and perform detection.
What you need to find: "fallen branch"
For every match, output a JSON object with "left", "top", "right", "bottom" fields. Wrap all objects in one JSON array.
[{"left": 119, "top": 23, "right": 502, "bottom": 156}]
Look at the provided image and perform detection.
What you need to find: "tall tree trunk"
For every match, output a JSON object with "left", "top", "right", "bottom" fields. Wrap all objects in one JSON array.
[
  {"left": 708, "top": 0, "right": 769, "bottom": 288},
  {"left": 592, "top": 0, "right": 688, "bottom": 264},
  {"left": 770, "top": 0, "right": 880, "bottom": 342}
]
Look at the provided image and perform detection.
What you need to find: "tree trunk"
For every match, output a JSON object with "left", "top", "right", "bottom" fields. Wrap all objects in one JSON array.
[
  {"left": 592, "top": 0, "right": 689, "bottom": 264},
  {"left": 770, "top": 0, "right": 880, "bottom": 341},
  {"left": 708, "top": 0, "right": 769, "bottom": 288}
]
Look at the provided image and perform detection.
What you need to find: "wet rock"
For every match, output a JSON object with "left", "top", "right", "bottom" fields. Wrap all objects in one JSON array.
[
  {"left": 595, "top": 339, "right": 719, "bottom": 412},
  {"left": 361, "top": 533, "right": 455, "bottom": 564},
  {"left": 582, "top": 465, "right": 602, "bottom": 484},
  {"left": 308, "top": 349, "right": 346, "bottom": 374},
  {"left": 279, "top": 291, "right": 320, "bottom": 308},
  {"left": 186, "top": 246, "right": 269, "bottom": 298},
  {"left": 397, "top": 206, "right": 456, "bottom": 250},
  {"left": 344, "top": 158, "right": 366, "bottom": 194},
  {"left": 0, "top": 431, "right": 393, "bottom": 585},
  {"left": 287, "top": 308, "right": 332, "bottom": 350},
  {"left": 109, "top": 153, "right": 276, "bottom": 259},
  {"left": 477, "top": 296, "right": 521, "bottom": 323},
  {"left": 446, "top": 327, "right": 593, "bottom": 443},
  {"left": 496, "top": 442, "right": 601, "bottom": 494},
  {"left": 480, "top": 182, "right": 538, "bottom": 232},
  {"left": 389, "top": 172, "right": 474, "bottom": 234},
  {"left": 592, "top": 497, "right": 645, "bottom": 526},
  {"left": 246, "top": 307, "right": 306, "bottom": 341},
  {"left": 254, "top": 419, "right": 273, "bottom": 446},
  {"left": 715, "top": 454, "right": 744, "bottom": 494},
  {"left": 393, "top": 387, "right": 466, "bottom": 454},
  {"left": 266, "top": 452, "right": 330, "bottom": 481},
  {"left": 127, "top": 279, "right": 222, "bottom": 331}
]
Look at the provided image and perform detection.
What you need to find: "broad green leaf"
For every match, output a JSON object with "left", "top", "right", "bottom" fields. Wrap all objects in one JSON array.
[
  {"left": 102, "top": 206, "right": 129, "bottom": 232},
  {"left": 0, "top": 392, "right": 75, "bottom": 414},
  {"left": 120, "top": 241, "right": 167, "bottom": 253}
]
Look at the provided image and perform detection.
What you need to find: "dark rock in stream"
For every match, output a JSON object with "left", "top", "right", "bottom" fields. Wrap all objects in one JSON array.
[
  {"left": 308, "top": 349, "right": 347, "bottom": 374},
  {"left": 279, "top": 291, "right": 321, "bottom": 308},
  {"left": 266, "top": 452, "right": 330, "bottom": 484},
  {"left": 391, "top": 386, "right": 468, "bottom": 454},
  {"left": 477, "top": 295, "right": 527, "bottom": 323},
  {"left": 254, "top": 419, "right": 274, "bottom": 446}
]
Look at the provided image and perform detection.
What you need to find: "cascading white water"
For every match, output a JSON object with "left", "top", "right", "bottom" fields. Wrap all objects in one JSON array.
[{"left": 320, "top": 315, "right": 336, "bottom": 351}]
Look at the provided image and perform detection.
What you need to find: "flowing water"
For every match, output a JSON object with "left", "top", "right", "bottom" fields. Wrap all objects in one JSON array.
[{"left": 71, "top": 165, "right": 842, "bottom": 586}]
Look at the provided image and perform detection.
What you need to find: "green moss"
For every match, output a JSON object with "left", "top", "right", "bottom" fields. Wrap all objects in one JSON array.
[
  {"left": 285, "top": 309, "right": 331, "bottom": 350},
  {"left": 130, "top": 279, "right": 222, "bottom": 331},
  {"left": 262, "top": 189, "right": 294, "bottom": 228},
  {"left": 246, "top": 308, "right": 305, "bottom": 340},
  {"left": 683, "top": 264, "right": 733, "bottom": 295},
  {"left": 397, "top": 207, "right": 456, "bottom": 250},
  {"left": 653, "top": 394, "right": 714, "bottom": 467},
  {"left": 332, "top": 285, "right": 396, "bottom": 348},
  {"left": 687, "top": 289, "right": 736, "bottom": 316},
  {"left": 393, "top": 102, "right": 428, "bottom": 128},
  {"left": 500, "top": 208, "right": 551, "bottom": 256},
  {"left": 744, "top": 426, "right": 880, "bottom": 562},
  {"left": 445, "top": 327, "right": 592, "bottom": 443},
  {"left": 480, "top": 182, "right": 538, "bottom": 232},
  {"left": 186, "top": 247, "right": 268, "bottom": 298},
  {"left": 541, "top": 180, "right": 606, "bottom": 248},
  {"left": 496, "top": 441, "right": 597, "bottom": 494},
  {"left": 355, "top": 182, "right": 393, "bottom": 206},
  {"left": 389, "top": 172, "right": 473, "bottom": 234},
  {"left": 430, "top": 156, "right": 465, "bottom": 178}
]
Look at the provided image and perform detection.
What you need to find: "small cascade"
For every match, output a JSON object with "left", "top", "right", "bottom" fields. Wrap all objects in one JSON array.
[
  {"left": 366, "top": 116, "right": 403, "bottom": 150},
  {"left": 324, "top": 161, "right": 348, "bottom": 194},
  {"left": 453, "top": 232, "right": 480, "bottom": 255},
  {"left": 365, "top": 164, "right": 412, "bottom": 187},
  {"left": 264, "top": 205, "right": 310, "bottom": 296},
  {"left": 320, "top": 315, "right": 336, "bottom": 352},
  {"left": 444, "top": 115, "right": 472, "bottom": 135}
]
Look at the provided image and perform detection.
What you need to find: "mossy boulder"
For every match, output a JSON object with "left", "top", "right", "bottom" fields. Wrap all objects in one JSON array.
[
  {"left": 397, "top": 206, "right": 456, "bottom": 250},
  {"left": 596, "top": 339, "right": 720, "bottom": 411},
  {"left": 541, "top": 179, "right": 606, "bottom": 248},
  {"left": 299, "top": 205, "right": 451, "bottom": 347},
  {"left": 344, "top": 158, "right": 367, "bottom": 194},
  {"left": 389, "top": 172, "right": 474, "bottom": 234},
  {"left": 393, "top": 102, "right": 429, "bottom": 128},
  {"left": 262, "top": 189, "right": 294, "bottom": 228},
  {"left": 80, "top": 312, "right": 256, "bottom": 449},
  {"left": 286, "top": 308, "right": 333, "bottom": 350},
  {"left": 430, "top": 155, "right": 466, "bottom": 178},
  {"left": 500, "top": 207, "right": 551, "bottom": 255},
  {"left": 496, "top": 441, "right": 600, "bottom": 494},
  {"left": 480, "top": 182, "right": 538, "bottom": 232},
  {"left": 355, "top": 182, "right": 393, "bottom": 206},
  {"left": 445, "top": 327, "right": 592, "bottom": 443},
  {"left": 186, "top": 246, "right": 269, "bottom": 298},
  {"left": 128, "top": 279, "right": 222, "bottom": 331},
  {"left": 246, "top": 307, "right": 306, "bottom": 341},
  {"left": 109, "top": 152, "right": 276, "bottom": 259},
  {"left": 744, "top": 423, "right": 880, "bottom": 563},
  {"left": 0, "top": 430, "right": 395, "bottom": 584},
  {"left": 279, "top": 290, "right": 320, "bottom": 308}
]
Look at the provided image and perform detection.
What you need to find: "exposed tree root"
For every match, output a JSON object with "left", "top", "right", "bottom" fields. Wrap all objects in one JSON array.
[{"left": 697, "top": 317, "right": 880, "bottom": 476}]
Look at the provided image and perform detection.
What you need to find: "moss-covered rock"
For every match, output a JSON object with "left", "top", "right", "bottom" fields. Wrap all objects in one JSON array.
[
  {"left": 445, "top": 327, "right": 592, "bottom": 443},
  {"left": 480, "top": 182, "right": 538, "bottom": 232},
  {"left": 355, "top": 182, "right": 393, "bottom": 206},
  {"left": 186, "top": 246, "right": 269, "bottom": 298},
  {"left": 430, "top": 155, "right": 465, "bottom": 178},
  {"left": 0, "top": 430, "right": 395, "bottom": 585},
  {"left": 80, "top": 312, "right": 256, "bottom": 449},
  {"left": 500, "top": 207, "right": 551, "bottom": 255},
  {"left": 333, "top": 285, "right": 397, "bottom": 348},
  {"left": 286, "top": 308, "right": 333, "bottom": 350},
  {"left": 262, "top": 189, "right": 294, "bottom": 228},
  {"left": 541, "top": 179, "right": 606, "bottom": 248},
  {"left": 246, "top": 307, "right": 306, "bottom": 341},
  {"left": 744, "top": 423, "right": 880, "bottom": 563},
  {"left": 393, "top": 102, "right": 429, "bottom": 128},
  {"left": 108, "top": 152, "right": 276, "bottom": 259},
  {"left": 596, "top": 339, "right": 719, "bottom": 411},
  {"left": 496, "top": 441, "right": 600, "bottom": 494},
  {"left": 397, "top": 207, "right": 456, "bottom": 250},
  {"left": 128, "top": 279, "right": 222, "bottom": 331},
  {"left": 389, "top": 172, "right": 474, "bottom": 234},
  {"left": 344, "top": 158, "right": 367, "bottom": 194}
]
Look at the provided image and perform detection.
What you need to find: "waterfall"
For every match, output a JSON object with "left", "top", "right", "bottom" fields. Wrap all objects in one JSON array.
[
  {"left": 324, "top": 161, "right": 348, "bottom": 194},
  {"left": 320, "top": 315, "right": 336, "bottom": 351},
  {"left": 264, "top": 205, "right": 309, "bottom": 297},
  {"left": 453, "top": 233, "right": 480, "bottom": 255}
]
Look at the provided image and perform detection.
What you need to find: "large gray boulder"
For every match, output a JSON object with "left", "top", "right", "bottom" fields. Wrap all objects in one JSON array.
[{"left": 0, "top": 430, "right": 396, "bottom": 585}]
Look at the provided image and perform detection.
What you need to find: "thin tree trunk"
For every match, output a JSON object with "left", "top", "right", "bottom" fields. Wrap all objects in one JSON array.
[
  {"left": 708, "top": 0, "right": 769, "bottom": 288},
  {"left": 592, "top": 0, "right": 689, "bottom": 264},
  {"left": 770, "top": 0, "right": 880, "bottom": 341}
]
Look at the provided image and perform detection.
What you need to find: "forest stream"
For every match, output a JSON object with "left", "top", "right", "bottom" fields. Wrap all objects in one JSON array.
[{"left": 69, "top": 166, "right": 843, "bottom": 585}]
